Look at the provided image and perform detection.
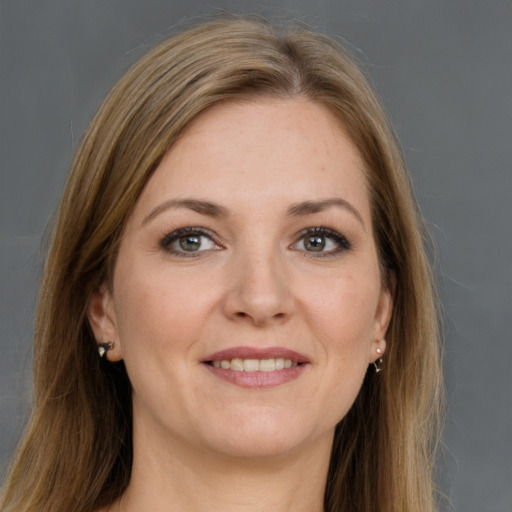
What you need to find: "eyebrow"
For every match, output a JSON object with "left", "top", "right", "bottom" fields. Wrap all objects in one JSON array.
[
  {"left": 286, "top": 198, "right": 365, "bottom": 228},
  {"left": 142, "top": 196, "right": 365, "bottom": 228},
  {"left": 142, "top": 198, "right": 229, "bottom": 225}
]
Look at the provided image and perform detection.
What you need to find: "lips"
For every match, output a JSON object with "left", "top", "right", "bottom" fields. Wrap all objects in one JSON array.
[
  {"left": 202, "top": 346, "right": 310, "bottom": 388},
  {"left": 203, "top": 346, "right": 309, "bottom": 363}
]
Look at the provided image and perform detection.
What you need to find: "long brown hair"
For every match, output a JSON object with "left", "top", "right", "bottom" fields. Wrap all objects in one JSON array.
[{"left": 1, "top": 16, "right": 443, "bottom": 512}]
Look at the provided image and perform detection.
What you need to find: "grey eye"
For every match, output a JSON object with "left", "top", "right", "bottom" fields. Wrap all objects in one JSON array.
[
  {"left": 291, "top": 227, "right": 351, "bottom": 256},
  {"left": 302, "top": 234, "right": 340, "bottom": 252},
  {"left": 178, "top": 235, "right": 202, "bottom": 251},
  {"left": 161, "top": 228, "right": 220, "bottom": 255},
  {"left": 173, "top": 234, "right": 217, "bottom": 252},
  {"left": 303, "top": 235, "right": 326, "bottom": 252}
]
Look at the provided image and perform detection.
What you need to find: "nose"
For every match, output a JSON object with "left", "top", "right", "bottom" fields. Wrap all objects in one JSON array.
[{"left": 222, "top": 247, "right": 294, "bottom": 327}]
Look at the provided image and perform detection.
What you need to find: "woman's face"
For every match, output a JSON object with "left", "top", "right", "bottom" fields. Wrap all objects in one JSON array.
[{"left": 89, "top": 98, "right": 392, "bottom": 459}]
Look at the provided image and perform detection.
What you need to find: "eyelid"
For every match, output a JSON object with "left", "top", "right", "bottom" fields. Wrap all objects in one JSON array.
[
  {"left": 290, "top": 226, "right": 352, "bottom": 256},
  {"left": 159, "top": 225, "right": 351, "bottom": 258},
  {"left": 160, "top": 227, "right": 222, "bottom": 256}
]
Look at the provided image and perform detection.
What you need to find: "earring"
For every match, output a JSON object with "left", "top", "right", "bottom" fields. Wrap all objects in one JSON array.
[
  {"left": 98, "top": 342, "right": 114, "bottom": 358},
  {"left": 373, "top": 341, "right": 385, "bottom": 373}
]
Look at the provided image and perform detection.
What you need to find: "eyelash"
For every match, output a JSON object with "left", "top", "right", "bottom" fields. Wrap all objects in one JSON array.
[
  {"left": 159, "top": 226, "right": 352, "bottom": 258},
  {"left": 160, "top": 227, "right": 220, "bottom": 257},
  {"left": 292, "top": 226, "right": 352, "bottom": 257}
]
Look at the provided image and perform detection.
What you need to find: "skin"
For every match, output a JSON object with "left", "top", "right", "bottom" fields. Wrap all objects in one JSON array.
[{"left": 89, "top": 98, "right": 392, "bottom": 512}]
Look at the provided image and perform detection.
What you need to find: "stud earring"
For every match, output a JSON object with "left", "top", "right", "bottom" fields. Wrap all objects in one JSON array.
[
  {"left": 373, "top": 341, "right": 385, "bottom": 372},
  {"left": 98, "top": 342, "right": 114, "bottom": 358}
]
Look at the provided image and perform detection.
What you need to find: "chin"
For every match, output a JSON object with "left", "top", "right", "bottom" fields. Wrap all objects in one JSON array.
[
  {"left": 211, "top": 434, "right": 306, "bottom": 460},
  {"left": 201, "top": 414, "right": 331, "bottom": 460}
]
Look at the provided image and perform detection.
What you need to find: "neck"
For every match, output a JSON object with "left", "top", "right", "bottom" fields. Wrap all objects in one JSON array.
[{"left": 114, "top": 419, "right": 333, "bottom": 512}]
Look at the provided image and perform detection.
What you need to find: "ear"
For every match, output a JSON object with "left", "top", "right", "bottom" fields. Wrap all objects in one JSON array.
[
  {"left": 87, "top": 284, "right": 123, "bottom": 362},
  {"left": 369, "top": 273, "right": 395, "bottom": 363}
]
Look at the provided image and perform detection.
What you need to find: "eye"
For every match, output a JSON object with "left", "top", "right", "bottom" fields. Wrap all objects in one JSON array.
[
  {"left": 160, "top": 228, "right": 221, "bottom": 256},
  {"left": 292, "top": 227, "right": 351, "bottom": 256}
]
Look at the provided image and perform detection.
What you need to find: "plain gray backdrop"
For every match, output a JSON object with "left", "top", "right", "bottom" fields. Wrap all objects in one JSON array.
[{"left": 1, "top": 1, "right": 511, "bottom": 510}]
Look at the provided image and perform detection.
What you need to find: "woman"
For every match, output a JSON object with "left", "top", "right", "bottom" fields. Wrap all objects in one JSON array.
[{"left": 0, "top": 16, "right": 443, "bottom": 512}]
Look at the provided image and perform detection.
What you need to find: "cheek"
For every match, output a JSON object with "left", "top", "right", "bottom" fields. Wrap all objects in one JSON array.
[
  {"left": 112, "top": 262, "right": 199, "bottom": 357},
  {"left": 302, "top": 270, "right": 380, "bottom": 350},
  {"left": 111, "top": 262, "right": 215, "bottom": 416},
  {"left": 298, "top": 272, "right": 380, "bottom": 423},
  {"left": 112, "top": 255, "right": 226, "bottom": 365}
]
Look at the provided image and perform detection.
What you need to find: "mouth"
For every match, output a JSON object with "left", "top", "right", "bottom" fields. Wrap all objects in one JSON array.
[
  {"left": 202, "top": 346, "right": 309, "bottom": 388},
  {"left": 207, "top": 357, "right": 300, "bottom": 371}
]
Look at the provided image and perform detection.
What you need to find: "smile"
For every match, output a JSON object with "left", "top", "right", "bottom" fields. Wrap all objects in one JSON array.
[
  {"left": 209, "top": 358, "right": 299, "bottom": 371},
  {"left": 202, "top": 347, "right": 309, "bottom": 388}
]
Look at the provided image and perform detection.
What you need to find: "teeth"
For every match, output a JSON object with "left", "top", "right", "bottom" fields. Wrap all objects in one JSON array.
[
  {"left": 259, "top": 358, "right": 275, "bottom": 372},
  {"left": 243, "top": 359, "right": 259, "bottom": 371},
  {"left": 211, "top": 358, "right": 298, "bottom": 372},
  {"left": 231, "top": 358, "right": 244, "bottom": 371}
]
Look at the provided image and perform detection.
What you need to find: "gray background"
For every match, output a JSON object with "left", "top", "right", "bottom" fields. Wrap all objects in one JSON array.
[{"left": 1, "top": 1, "right": 511, "bottom": 510}]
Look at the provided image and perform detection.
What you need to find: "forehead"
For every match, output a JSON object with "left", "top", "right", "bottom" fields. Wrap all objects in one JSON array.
[{"left": 133, "top": 98, "right": 371, "bottom": 222}]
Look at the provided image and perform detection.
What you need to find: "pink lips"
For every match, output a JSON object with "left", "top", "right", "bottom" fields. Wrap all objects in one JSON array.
[
  {"left": 202, "top": 346, "right": 310, "bottom": 389},
  {"left": 203, "top": 346, "right": 309, "bottom": 363}
]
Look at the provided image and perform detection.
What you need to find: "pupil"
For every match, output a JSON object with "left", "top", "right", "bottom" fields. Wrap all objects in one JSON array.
[
  {"left": 305, "top": 235, "right": 325, "bottom": 251},
  {"left": 179, "top": 235, "right": 201, "bottom": 251}
]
